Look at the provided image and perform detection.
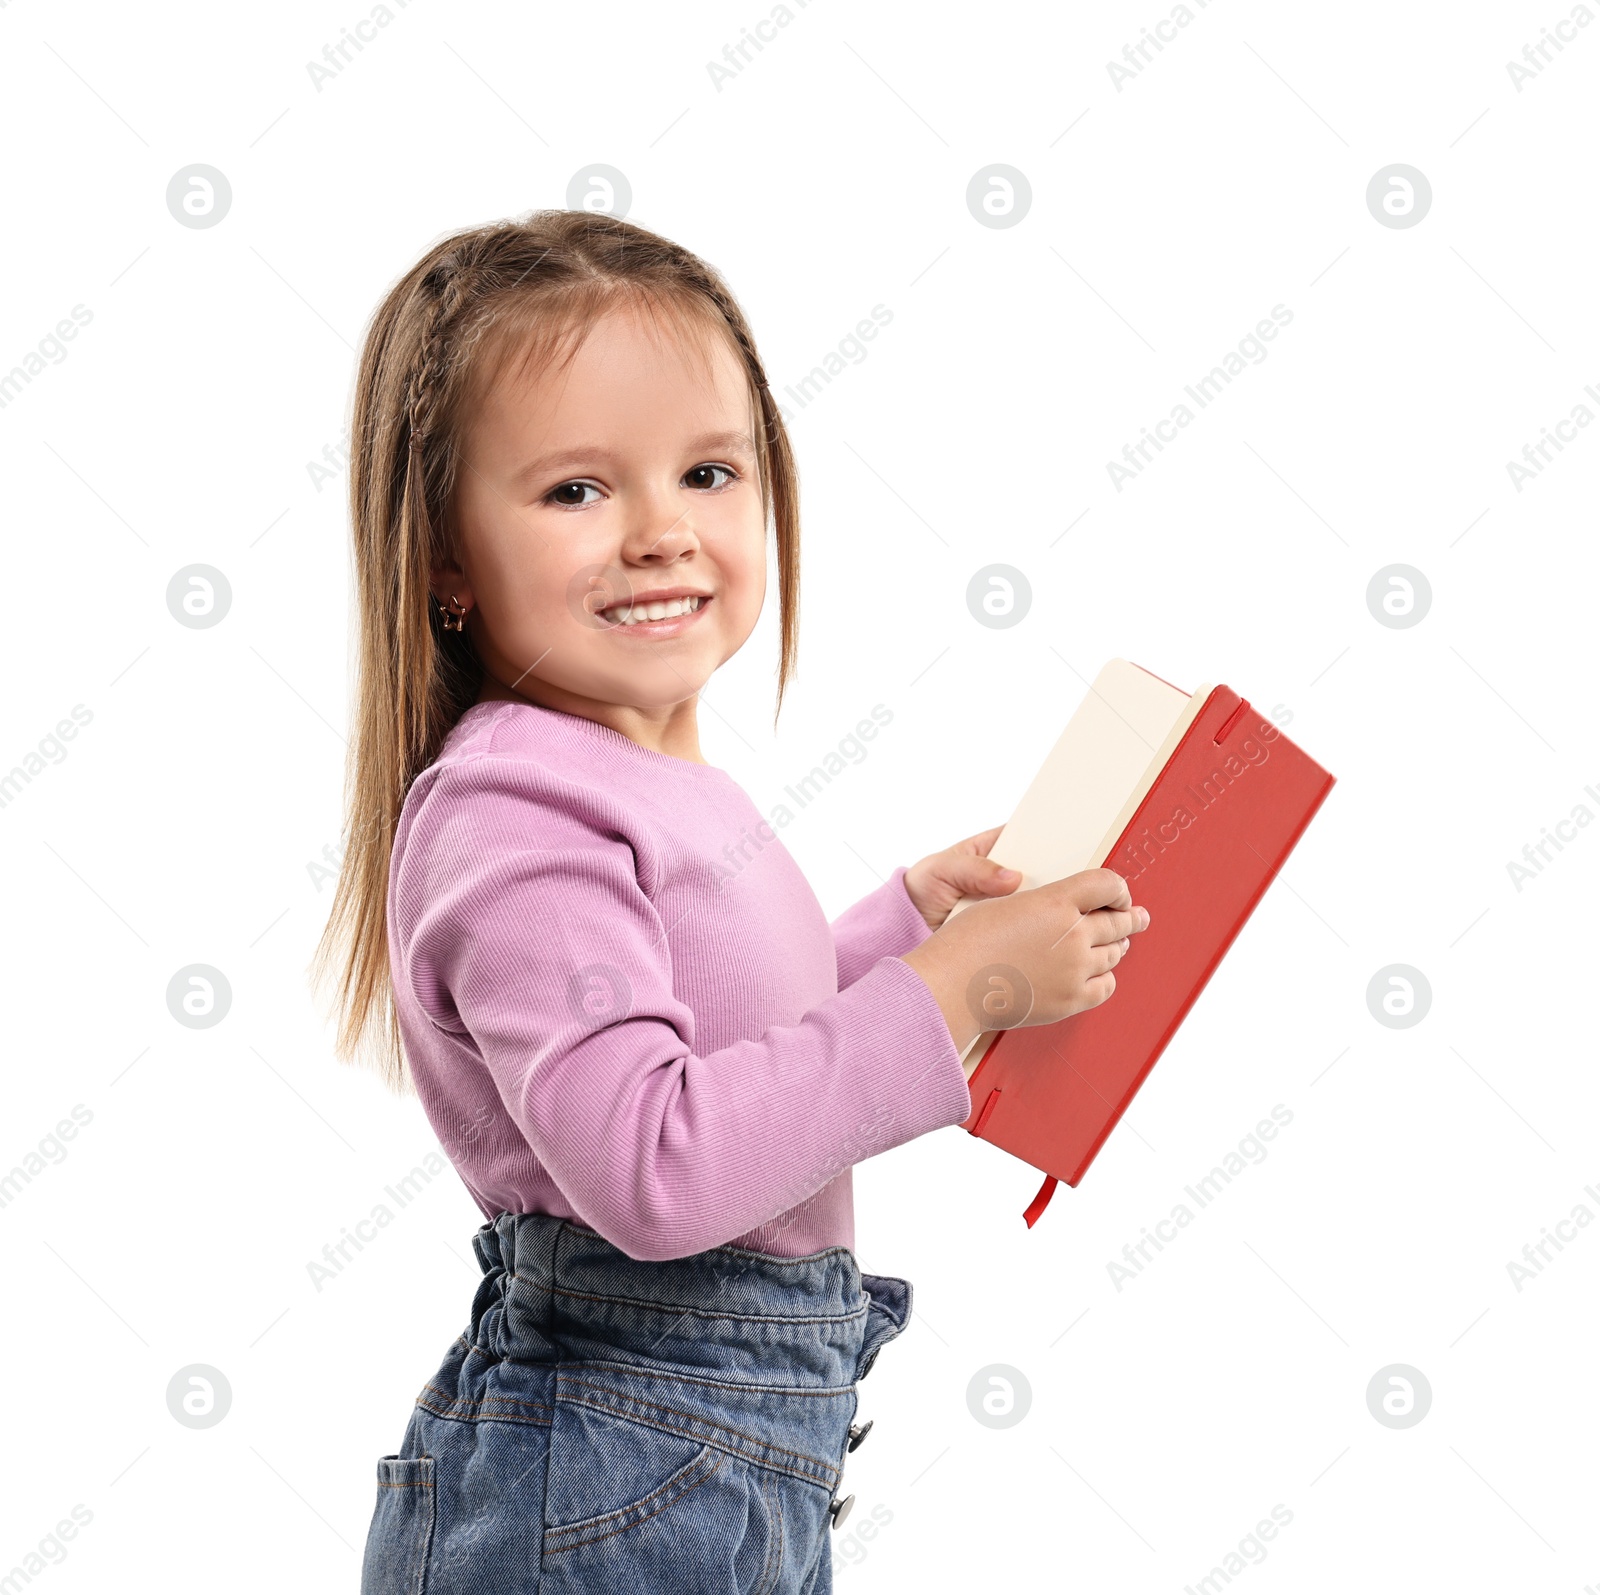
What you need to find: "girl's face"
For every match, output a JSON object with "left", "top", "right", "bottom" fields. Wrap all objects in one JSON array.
[{"left": 437, "top": 303, "right": 768, "bottom": 737}]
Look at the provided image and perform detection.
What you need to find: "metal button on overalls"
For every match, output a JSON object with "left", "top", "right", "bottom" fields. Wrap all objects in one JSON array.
[
  {"left": 829, "top": 1493, "right": 856, "bottom": 1530},
  {"left": 846, "top": 1419, "right": 873, "bottom": 1452}
]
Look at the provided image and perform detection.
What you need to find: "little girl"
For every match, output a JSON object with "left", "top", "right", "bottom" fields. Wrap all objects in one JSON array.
[{"left": 315, "top": 208, "right": 1148, "bottom": 1593}]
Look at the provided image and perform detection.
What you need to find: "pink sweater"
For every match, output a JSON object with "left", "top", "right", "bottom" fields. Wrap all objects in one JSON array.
[{"left": 386, "top": 697, "right": 974, "bottom": 1262}]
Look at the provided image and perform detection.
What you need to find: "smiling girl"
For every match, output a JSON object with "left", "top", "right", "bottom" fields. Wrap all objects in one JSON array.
[{"left": 315, "top": 209, "right": 1148, "bottom": 1593}]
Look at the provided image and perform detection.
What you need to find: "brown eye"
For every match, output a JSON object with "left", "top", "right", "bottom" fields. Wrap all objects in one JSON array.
[
  {"left": 546, "top": 481, "right": 600, "bottom": 508},
  {"left": 685, "top": 463, "right": 736, "bottom": 491}
]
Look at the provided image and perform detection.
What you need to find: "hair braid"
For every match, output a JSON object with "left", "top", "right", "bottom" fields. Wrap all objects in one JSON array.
[
  {"left": 405, "top": 251, "right": 480, "bottom": 453},
  {"left": 679, "top": 265, "right": 782, "bottom": 466}
]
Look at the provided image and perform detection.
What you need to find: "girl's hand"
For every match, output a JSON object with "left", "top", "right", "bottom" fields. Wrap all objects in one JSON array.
[
  {"left": 900, "top": 868, "right": 1148, "bottom": 1052},
  {"left": 903, "top": 825, "right": 1022, "bottom": 931}
]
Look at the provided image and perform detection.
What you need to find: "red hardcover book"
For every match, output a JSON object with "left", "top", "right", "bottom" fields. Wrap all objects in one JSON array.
[{"left": 951, "top": 660, "right": 1336, "bottom": 1226}]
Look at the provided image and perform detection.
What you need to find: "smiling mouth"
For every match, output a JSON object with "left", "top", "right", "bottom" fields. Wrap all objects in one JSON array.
[{"left": 595, "top": 594, "right": 710, "bottom": 631}]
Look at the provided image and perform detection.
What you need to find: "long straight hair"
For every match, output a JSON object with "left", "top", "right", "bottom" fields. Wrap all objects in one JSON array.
[{"left": 309, "top": 210, "right": 802, "bottom": 1092}]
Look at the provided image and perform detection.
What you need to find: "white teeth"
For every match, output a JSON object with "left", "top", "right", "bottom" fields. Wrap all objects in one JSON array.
[{"left": 600, "top": 595, "right": 703, "bottom": 625}]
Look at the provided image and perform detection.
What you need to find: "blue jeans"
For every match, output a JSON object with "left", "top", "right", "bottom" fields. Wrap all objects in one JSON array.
[{"left": 360, "top": 1212, "right": 913, "bottom": 1593}]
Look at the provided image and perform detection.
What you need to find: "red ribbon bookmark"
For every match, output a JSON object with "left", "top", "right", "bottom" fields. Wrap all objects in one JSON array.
[
  {"left": 970, "top": 1085, "right": 1059, "bottom": 1227},
  {"left": 1022, "top": 1173, "right": 1058, "bottom": 1228}
]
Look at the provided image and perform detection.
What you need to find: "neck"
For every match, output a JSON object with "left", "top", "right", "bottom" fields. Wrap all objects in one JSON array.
[{"left": 476, "top": 674, "right": 708, "bottom": 765}]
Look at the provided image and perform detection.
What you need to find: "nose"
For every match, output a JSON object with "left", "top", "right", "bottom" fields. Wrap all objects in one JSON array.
[{"left": 621, "top": 495, "right": 700, "bottom": 567}]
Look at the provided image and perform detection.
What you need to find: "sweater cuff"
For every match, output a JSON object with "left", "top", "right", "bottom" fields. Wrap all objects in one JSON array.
[
  {"left": 849, "top": 952, "right": 973, "bottom": 1144},
  {"left": 884, "top": 864, "right": 937, "bottom": 954},
  {"left": 830, "top": 864, "right": 937, "bottom": 991}
]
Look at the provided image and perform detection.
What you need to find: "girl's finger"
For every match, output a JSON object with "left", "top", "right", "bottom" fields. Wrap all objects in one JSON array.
[
  {"left": 1081, "top": 906, "right": 1145, "bottom": 946},
  {"left": 964, "top": 824, "right": 1006, "bottom": 855}
]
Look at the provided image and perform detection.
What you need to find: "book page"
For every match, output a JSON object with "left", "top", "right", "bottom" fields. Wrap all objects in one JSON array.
[
  {"left": 946, "top": 659, "right": 1199, "bottom": 1075},
  {"left": 1085, "top": 680, "right": 1212, "bottom": 872}
]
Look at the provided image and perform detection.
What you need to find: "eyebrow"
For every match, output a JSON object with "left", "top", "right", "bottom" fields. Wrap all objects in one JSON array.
[{"left": 513, "top": 430, "right": 757, "bottom": 485}]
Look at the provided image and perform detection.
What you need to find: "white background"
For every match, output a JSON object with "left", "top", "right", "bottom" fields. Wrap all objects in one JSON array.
[{"left": 2, "top": 1, "right": 1597, "bottom": 1590}]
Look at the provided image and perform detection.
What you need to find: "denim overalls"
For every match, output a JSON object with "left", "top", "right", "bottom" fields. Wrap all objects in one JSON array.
[{"left": 360, "top": 1212, "right": 912, "bottom": 1593}]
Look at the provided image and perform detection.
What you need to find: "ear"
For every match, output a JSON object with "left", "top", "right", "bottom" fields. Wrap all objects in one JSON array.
[{"left": 428, "top": 559, "right": 471, "bottom": 610}]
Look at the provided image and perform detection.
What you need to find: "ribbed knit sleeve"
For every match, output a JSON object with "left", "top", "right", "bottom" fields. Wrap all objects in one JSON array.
[
  {"left": 396, "top": 764, "right": 973, "bottom": 1263},
  {"left": 829, "top": 865, "right": 937, "bottom": 990}
]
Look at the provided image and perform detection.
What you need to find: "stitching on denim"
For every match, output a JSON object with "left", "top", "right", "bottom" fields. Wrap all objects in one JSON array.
[
  {"left": 563, "top": 1356, "right": 855, "bottom": 1400},
  {"left": 417, "top": 1379, "right": 551, "bottom": 1417},
  {"left": 422, "top": 1379, "right": 546, "bottom": 1410},
  {"left": 756, "top": 1469, "right": 776, "bottom": 1594},
  {"left": 562, "top": 1374, "right": 820, "bottom": 1464},
  {"left": 757, "top": 1466, "right": 787, "bottom": 1595},
  {"left": 562, "top": 1395, "right": 835, "bottom": 1492},
  {"left": 514, "top": 1274, "right": 869, "bottom": 1327},
  {"left": 560, "top": 1377, "right": 838, "bottom": 1487},
  {"left": 776, "top": 1468, "right": 788, "bottom": 1590},
  {"left": 440, "top": 1339, "right": 856, "bottom": 1414},
  {"left": 489, "top": 1220, "right": 867, "bottom": 1273},
  {"left": 776, "top": 1468, "right": 790, "bottom": 1595},
  {"left": 416, "top": 1360, "right": 840, "bottom": 1481},
  {"left": 542, "top": 1446, "right": 724, "bottom": 1553},
  {"left": 554, "top": 1215, "right": 861, "bottom": 1270},
  {"left": 544, "top": 1442, "right": 715, "bottom": 1536},
  {"left": 700, "top": 1239, "right": 857, "bottom": 1268},
  {"left": 414, "top": 1391, "right": 553, "bottom": 1428}
]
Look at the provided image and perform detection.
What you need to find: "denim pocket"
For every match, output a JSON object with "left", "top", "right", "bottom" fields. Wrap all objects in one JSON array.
[
  {"left": 539, "top": 1398, "right": 833, "bottom": 1594},
  {"left": 360, "top": 1453, "right": 436, "bottom": 1595},
  {"left": 539, "top": 1396, "right": 757, "bottom": 1592},
  {"left": 542, "top": 1435, "right": 724, "bottom": 1554}
]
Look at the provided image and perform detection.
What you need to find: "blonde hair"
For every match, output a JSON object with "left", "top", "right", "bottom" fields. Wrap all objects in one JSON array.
[{"left": 309, "top": 209, "right": 802, "bottom": 1092}]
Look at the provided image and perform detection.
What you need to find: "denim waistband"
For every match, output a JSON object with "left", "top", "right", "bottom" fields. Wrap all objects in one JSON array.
[{"left": 465, "top": 1212, "right": 912, "bottom": 1390}]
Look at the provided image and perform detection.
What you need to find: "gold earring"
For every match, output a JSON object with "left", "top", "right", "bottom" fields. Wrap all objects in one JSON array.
[{"left": 436, "top": 592, "right": 468, "bottom": 633}]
